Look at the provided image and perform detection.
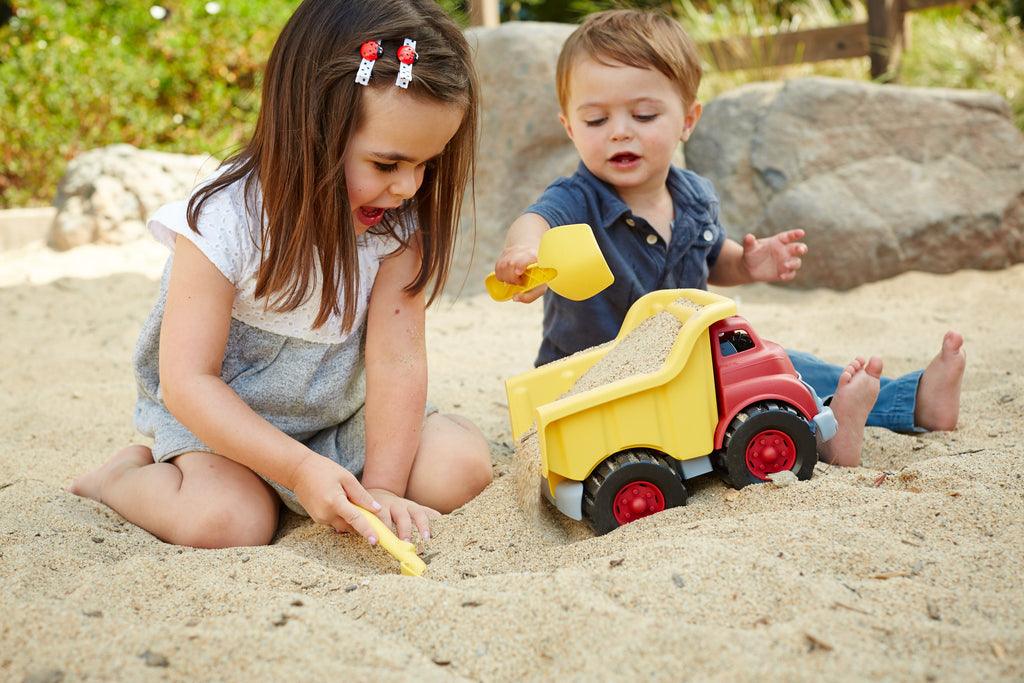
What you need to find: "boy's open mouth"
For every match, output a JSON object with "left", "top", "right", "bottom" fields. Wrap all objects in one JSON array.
[
  {"left": 356, "top": 206, "right": 386, "bottom": 227},
  {"left": 609, "top": 152, "right": 640, "bottom": 168}
]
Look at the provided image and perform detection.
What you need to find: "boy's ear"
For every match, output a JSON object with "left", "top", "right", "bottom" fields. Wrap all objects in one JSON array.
[
  {"left": 681, "top": 101, "right": 703, "bottom": 142},
  {"left": 559, "top": 112, "right": 575, "bottom": 142}
]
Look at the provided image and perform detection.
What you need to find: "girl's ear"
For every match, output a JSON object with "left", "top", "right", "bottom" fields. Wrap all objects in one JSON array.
[
  {"left": 559, "top": 112, "right": 575, "bottom": 142},
  {"left": 681, "top": 101, "right": 703, "bottom": 142}
]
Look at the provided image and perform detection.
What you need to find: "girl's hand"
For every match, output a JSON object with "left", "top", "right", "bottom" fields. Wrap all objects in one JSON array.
[
  {"left": 741, "top": 229, "right": 807, "bottom": 282},
  {"left": 366, "top": 488, "right": 441, "bottom": 542},
  {"left": 291, "top": 453, "right": 383, "bottom": 544},
  {"left": 494, "top": 244, "right": 547, "bottom": 303}
]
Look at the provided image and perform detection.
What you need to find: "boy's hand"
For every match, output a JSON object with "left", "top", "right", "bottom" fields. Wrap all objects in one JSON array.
[
  {"left": 494, "top": 244, "right": 547, "bottom": 303},
  {"left": 365, "top": 488, "right": 441, "bottom": 543},
  {"left": 291, "top": 453, "right": 383, "bottom": 544},
  {"left": 741, "top": 229, "right": 807, "bottom": 282}
]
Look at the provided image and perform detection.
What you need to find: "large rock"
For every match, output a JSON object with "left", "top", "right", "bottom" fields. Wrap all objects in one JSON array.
[
  {"left": 449, "top": 22, "right": 578, "bottom": 295},
  {"left": 49, "top": 145, "right": 215, "bottom": 249},
  {"left": 685, "top": 77, "right": 1024, "bottom": 289}
]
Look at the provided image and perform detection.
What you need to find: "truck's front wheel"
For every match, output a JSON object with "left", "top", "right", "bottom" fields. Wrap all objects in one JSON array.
[
  {"left": 583, "top": 450, "right": 687, "bottom": 535},
  {"left": 718, "top": 402, "right": 817, "bottom": 489}
]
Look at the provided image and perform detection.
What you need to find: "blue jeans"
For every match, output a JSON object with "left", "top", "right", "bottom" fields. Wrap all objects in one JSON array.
[{"left": 787, "top": 350, "right": 924, "bottom": 433}]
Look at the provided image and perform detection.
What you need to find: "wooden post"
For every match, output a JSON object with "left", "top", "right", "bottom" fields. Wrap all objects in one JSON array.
[
  {"left": 469, "top": 0, "right": 500, "bottom": 28},
  {"left": 866, "top": 0, "right": 905, "bottom": 80}
]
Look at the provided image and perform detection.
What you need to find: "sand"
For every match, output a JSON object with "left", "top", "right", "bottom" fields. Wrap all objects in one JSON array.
[{"left": 1, "top": 240, "right": 1022, "bottom": 681}]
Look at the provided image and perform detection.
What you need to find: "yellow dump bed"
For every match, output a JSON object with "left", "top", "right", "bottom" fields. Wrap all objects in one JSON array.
[{"left": 505, "top": 289, "right": 737, "bottom": 493}]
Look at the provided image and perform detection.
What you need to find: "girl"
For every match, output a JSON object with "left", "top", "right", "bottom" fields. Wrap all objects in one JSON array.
[{"left": 70, "top": 0, "right": 492, "bottom": 549}]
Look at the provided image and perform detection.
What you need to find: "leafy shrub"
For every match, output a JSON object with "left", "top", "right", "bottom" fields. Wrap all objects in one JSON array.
[
  {"left": 0, "top": 0, "right": 1020, "bottom": 208},
  {"left": 0, "top": 1, "right": 302, "bottom": 207}
]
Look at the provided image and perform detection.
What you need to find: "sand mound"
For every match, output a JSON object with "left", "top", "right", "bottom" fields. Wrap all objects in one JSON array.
[{"left": 1, "top": 244, "right": 1022, "bottom": 681}]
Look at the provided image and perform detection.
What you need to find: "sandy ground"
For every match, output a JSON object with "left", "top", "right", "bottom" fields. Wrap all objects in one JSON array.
[{"left": 1, "top": 240, "right": 1022, "bottom": 682}]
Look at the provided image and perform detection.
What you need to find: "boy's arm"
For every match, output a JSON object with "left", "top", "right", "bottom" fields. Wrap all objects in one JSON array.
[
  {"left": 709, "top": 230, "right": 806, "bottom": 286},
  {"left": 493, "top": 212, "right": 552, "bottom": 303}
]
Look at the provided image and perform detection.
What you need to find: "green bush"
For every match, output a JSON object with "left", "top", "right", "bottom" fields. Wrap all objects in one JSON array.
[
  {"left": 0, "top": 0, "right": 1020, "bottom": 209},
  {"left": 0, "top": 1, "right": 303, "bottom": 208}
]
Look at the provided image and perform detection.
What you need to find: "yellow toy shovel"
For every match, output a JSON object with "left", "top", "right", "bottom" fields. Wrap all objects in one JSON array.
[
  {"left": 356, "top": 506, "right": 427, "bottom": 577},
  {"left": 485, "top": 223, "right": 614, "bottom": 302}
]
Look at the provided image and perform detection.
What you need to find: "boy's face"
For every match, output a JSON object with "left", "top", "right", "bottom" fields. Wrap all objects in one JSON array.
[{"left": 560, "top": 57, "right": 701, "bottom": 196}]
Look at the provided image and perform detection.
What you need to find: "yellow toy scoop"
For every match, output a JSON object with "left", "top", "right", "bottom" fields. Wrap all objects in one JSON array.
[
  {"left": 485, "top": 223, "right": 614, "bottom": 302},
  {"left": 355, "top": 506, "right": 426, "bottom": 577}
]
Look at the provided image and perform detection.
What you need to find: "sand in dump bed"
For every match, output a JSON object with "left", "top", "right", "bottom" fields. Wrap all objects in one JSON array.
[{"left": 1, "top": 240, "right": 1023, "bottom": 681}]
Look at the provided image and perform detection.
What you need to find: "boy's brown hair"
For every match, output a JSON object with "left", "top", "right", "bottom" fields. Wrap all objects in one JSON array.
[
  {"left": 556, "top": 9, "right": 702, "bottom": 112},
  {"left": 187, "top": 0, "right": 478, "bottom": 332}
]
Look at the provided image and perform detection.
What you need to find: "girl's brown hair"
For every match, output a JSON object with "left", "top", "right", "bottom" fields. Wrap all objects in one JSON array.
[{"left": 187, "top": 0, "right": 478, "bottom": 331}]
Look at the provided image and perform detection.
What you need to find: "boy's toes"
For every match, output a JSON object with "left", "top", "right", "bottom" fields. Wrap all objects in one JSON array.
[{"left": 942, "top": 330, "right": 965, "bottom": 356}]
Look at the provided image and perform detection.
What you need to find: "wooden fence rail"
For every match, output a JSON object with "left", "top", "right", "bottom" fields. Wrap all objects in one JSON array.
[
  {"left": 467, "top": 0, "right": 968, "bottom": 81},
  {"left": 699, "top": 0, "right": 967, "bottom": 79}
]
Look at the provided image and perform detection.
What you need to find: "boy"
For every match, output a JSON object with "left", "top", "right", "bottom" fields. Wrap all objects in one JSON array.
[{"left": 493, "top": 9, "right": 966, "bottom": 466}]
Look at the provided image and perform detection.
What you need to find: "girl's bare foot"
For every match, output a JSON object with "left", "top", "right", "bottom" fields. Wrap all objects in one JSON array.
[
  {"left": 819, "top": 357, "right": 882, "bottom": 467},
  {"left": 914, "top": 331, "right": 966, "bottom": 431},
  {"left": 68, "top": 445, "right": 155, "bottom": 504}
]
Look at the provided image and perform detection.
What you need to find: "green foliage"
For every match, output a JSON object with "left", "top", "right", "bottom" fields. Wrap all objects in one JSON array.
[
  {"left": 0, "top": 1, "right": 299, "bottom": 208},
  {"left": 0, "top": 0, "right": 1020, "bottom": 208}
]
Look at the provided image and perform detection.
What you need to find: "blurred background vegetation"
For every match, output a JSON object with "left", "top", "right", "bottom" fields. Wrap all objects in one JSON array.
[{"left": 0, "top": 0, "right": 1021, "bottom": 208}]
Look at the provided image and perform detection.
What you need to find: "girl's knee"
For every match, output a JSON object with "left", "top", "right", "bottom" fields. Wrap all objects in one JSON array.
[
  {"left": 415, "top": 414, "right": 492, "bottom": 512},
  {"left": 444, "top": 417, "right": 493, "bottom": 507},
  {"left": 174, "top": 501, "right": 278, "bottom": 549}
]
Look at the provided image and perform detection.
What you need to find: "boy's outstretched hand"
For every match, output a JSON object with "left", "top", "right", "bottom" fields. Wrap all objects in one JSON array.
[{"left": 741, "top": 229, "right": 807, "bottom": 282}]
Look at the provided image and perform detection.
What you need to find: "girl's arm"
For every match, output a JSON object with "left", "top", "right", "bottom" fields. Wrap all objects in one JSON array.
[
  {"left": 159, "top": 236, "right": 381, "bottom": 542},
  {"left": 361, "top": 236, "right": 428, "bottom": 497},
  {"left": 361, "top": 235, "right": 443, "bottom": 540}
]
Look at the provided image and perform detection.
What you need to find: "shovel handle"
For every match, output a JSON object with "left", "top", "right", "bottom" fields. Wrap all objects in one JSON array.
[
  {"left": 484, "top": 265, "right": 557, "bottom": 301},
  {"left": 355, "top": 506, "right": 426, "bottom": 577}
]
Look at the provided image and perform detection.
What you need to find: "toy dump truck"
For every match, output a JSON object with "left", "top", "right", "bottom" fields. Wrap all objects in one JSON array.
[{"left": 506, "top": 289, "right": 837, "bottom": 534}]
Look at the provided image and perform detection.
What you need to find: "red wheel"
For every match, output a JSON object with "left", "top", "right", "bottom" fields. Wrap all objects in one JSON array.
[
  {"left": 744, "top": 429, "right": 797, "bottom": 479},
  {"left": 612, "top": 481, "right": 666, "bottom": 525},
  {"left": 583, "top": 450, "right": 687, "bottom": 535},
  {"left": 717, "top": 402, "right": 817, "bottom": 489}
]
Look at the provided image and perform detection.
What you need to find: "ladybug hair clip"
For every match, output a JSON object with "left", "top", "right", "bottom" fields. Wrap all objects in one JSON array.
[
  {"left": 355, "top": 39, "right": 383, "bottom": 86},
  {"left": 395, "top": 38, "right": 418, "bottom": 89}
]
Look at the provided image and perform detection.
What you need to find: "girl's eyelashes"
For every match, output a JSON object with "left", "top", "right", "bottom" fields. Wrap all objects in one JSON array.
[
  {"left": 373, "top": 161, "right": 399, "bottom": 174},
  {"left": 634, "top": 113, "right": 658, "bottom": 122},
  {"left": 584, "top": 117, "right": 607, "bottom": 127}
]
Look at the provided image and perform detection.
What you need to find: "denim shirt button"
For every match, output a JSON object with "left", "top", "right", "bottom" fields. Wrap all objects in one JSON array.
[
  {"left": 703, "top": 229, "right": 714, "bottom": 241},
  {"left": 625, "top": 218, "right": 636, "bottom": 227},
  {"left": 645, "top": 233, "right": 658, "bottom": 245}
]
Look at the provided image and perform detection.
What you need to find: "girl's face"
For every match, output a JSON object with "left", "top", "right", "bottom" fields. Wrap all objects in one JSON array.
[
  {"left": 560, "top": 57, "right": 701, "bottom": 198},
  {"left": 345, "top": 87, "right": 465, "bottom": 233}
]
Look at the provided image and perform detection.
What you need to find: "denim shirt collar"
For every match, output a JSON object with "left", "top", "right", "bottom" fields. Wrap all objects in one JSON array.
[{"left": 574, "top": 161, "right": 715, "bottom": 230}]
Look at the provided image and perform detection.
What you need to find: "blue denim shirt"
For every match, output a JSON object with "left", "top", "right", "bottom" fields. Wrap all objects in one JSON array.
[{"left": 526, "top": 162, "right": 727, "bottom": 366}]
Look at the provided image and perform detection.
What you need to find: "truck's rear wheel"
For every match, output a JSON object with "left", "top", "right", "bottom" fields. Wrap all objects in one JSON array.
[
  {"left": 583, "top": 450, "right": 687, "bottom": 535},
  {"left": 718, "top": 402, "right": 817, "bottom": 489}
]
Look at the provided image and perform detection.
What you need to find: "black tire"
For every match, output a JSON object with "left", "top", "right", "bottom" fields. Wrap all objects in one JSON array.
[
  {"left": 717, "top": 401, "right": 817, "bottom": 490},
  {"left": 582, "top": 450, "right": 687, "bottom": 535}
]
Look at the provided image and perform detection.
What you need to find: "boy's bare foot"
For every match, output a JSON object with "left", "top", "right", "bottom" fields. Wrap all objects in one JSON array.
[
  {"left": 819, "top": 357, "right": 882, "bottom": 467},
  {"left": 68, "top": 445, "right": 154, "bottom": 504},
  {"left": 914, "top": 331, "right": 966, "bottom": 431}
]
